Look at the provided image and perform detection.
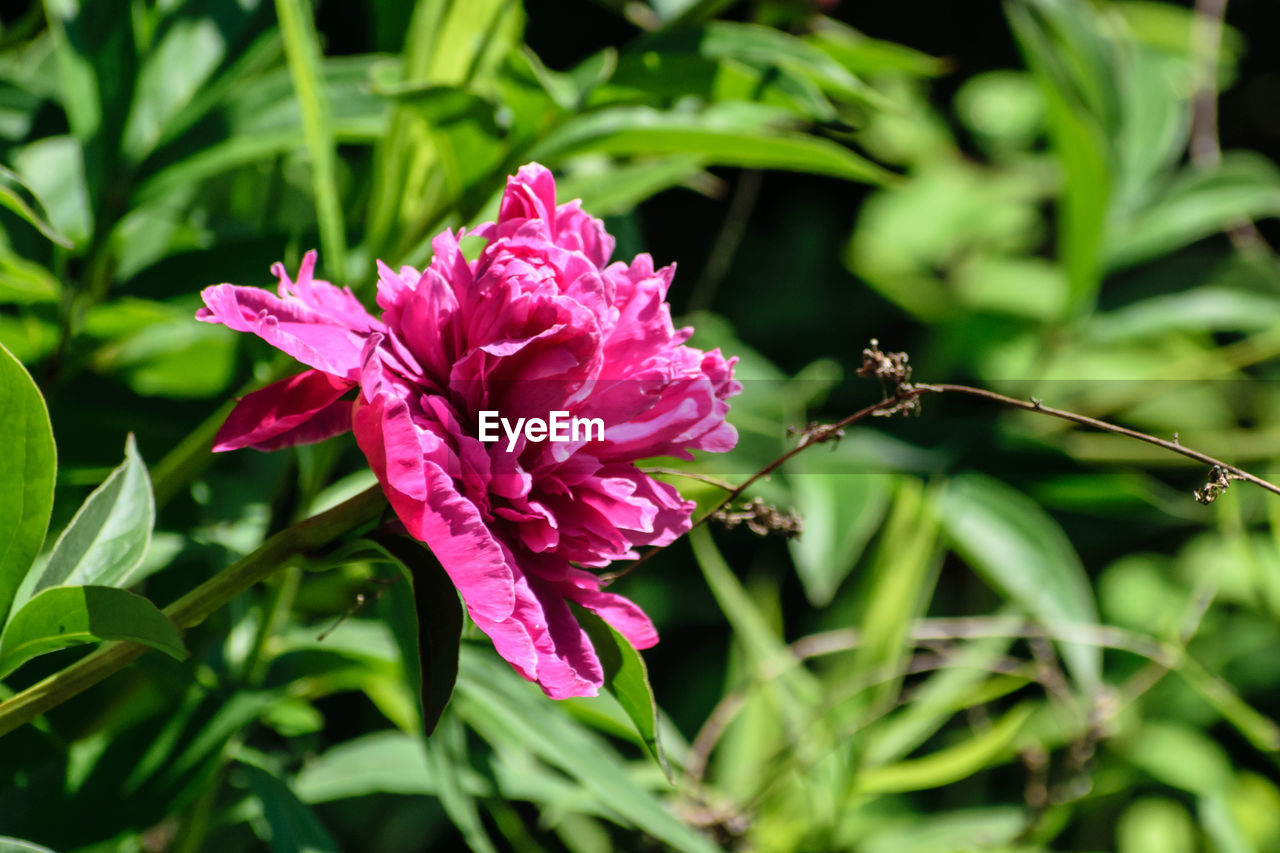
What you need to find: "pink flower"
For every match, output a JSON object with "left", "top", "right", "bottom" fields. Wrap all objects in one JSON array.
[{"left": 197, "top": 163, "right": 739, "bottom": 698}]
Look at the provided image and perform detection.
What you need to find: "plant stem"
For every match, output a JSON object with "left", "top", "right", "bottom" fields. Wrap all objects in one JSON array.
[
  {"left": 603, "top": 371, "right": 1280, "bottom": 584},
  {"left": 0, "top": 486, "right": 388, "bottom": 738}
]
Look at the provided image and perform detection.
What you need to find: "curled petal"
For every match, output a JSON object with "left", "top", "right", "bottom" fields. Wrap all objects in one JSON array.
[{"left": 212, "top": 370, "right": 353, "bottom": 452}]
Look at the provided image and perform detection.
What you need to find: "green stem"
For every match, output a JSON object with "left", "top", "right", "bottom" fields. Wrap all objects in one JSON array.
[{"left": 0, "top": 486, "right": 388, "bottom": 738}]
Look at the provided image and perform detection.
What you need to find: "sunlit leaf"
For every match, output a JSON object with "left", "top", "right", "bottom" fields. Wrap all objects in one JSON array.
[
  {"left": 24, "top": 434, "right": 154, "bottom": 603},
  {"left": 575, "top": 606, "right": 672, "bottom": 780},
  {"left": 0, "top": 342, "right": 55, "bottom": 628},
  {"left": 938, "top": 474, "right": 1101, "bottom": 692},
  {"left": 0, "top": 585, "right": 186, "bottom": 677}
]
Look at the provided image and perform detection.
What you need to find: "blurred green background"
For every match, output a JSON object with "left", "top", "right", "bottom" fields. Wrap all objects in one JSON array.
[{"left": 4, "top": 0, "right": 1280, "bottom": 850}]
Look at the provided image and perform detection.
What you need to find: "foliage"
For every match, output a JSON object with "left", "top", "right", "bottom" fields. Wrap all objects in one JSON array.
[{"left": 3, "top": 0, "right": 1280, "bottom": 850}]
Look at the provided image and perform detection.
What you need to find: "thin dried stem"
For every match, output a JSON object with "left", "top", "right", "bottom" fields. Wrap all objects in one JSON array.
[{"left": 603, "top": 344, "right": 1280, "bottom": 585}]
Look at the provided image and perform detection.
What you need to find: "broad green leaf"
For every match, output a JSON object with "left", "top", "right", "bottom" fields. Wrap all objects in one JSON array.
[
  {"left": 0, "top": 585, "right": 186, "bottom": 677},
  {"left": 243, "top": 763, "right": 339, "bottom": 853},
  {"left": 0, "top": 342, "right": 55, "bottom": 627},
  {"left": 1108, "top": 153, "right": 1280, "bottom": 269},
  {"left": 575, "top": 606, "right": 671, "bottom": 781},
  {"left": 531, "top": 105, "right": 892, "bottom": 185},
  {"left": 368, "top": 533, "right": 463, "bottom": 737},
  {"left": 938, "top": 474, "right": 1101, "bottom": 692},
  {"left": 0, "top": 165, "right": 72, "bottom": 247},
  {"left": 854, "top": 703, "right": 1033, "bottom": 794},
  {"left": 11, "top": 136, "right": 91, "bottom": 245},
  {"left": 787, "top": 469, "right": 892, "bottom": 606},
  {"left": 25, "top": 434, "right": 154, "bottom": 603}
]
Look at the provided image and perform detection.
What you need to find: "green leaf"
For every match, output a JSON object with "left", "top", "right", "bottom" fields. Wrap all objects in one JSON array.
[
  {"left": 0, "top": 585, "right": 187, "bottom": 677},
  {"left": 243, "top": 763, "right": 339, "bottom": 853},
  {"left": 0, "top": 342, "right": 56, "bottom": 628},
  {"left": 0, "top": 250, "right": 60, "bottom": 305},
  {"left": 938, "top": 474, "right": 1101, "bottom": 692},
  {"left": 1108, "top": 153, "right": 1280, "bottom": 269},
  {"left": 0, "top": 165, "right": 73, "bottom": 247},
  {"left": 24, "top": 434, "right": 154, "bottom": 604},
  {"left": 295, "top": 731, "right": 437, "bottom": 801},
  {"left": 575, "top": 606, "right": 671, "bottom": 781},
  {"left": 42, "top": 0, "right": 138, "bottom": 217},
  {"left": 1119, "top": 721, "right": 1234, "bottom": 798},
  {"left": 368, "top": 533, "right": 463, "bottom": 736},
  {"left": 275, "top": 0, "right": 347, "bottom": 280},
  {"left": 787, "top": 469, "right": 892, "bottom": 606},
  {"left": 854, "top": 703, "right": 1033, "bottom": 794},
  {"left": 807, "top": 17, "right": 948, "bottom": 78},
  {"left": 1007, "top": 0, "right": 1113, "bottom": 311},
  {"left": 1117, "top": 798, "right": 1197, "bottom": 853},
  {"left": 557, "top": 156, "right": 708, "bottom": 217},
  {"left": 700, "top": 21, "right": 885, "bottom": 106},
  {"left": 424, "top": 716, "right": 499, "bottom": 853},
  {"left": 851, "top": 479, "right": 941, "bottom": 709},
  {"left": 531, "top": 105, "right": 893, "bottom": 185},
  {"left": 120, "top": 2, "right": 262, "bottom": 162},
  {"left": 0, "top": 838, "right": 56, "bottom": 853},
  {"left": 455, "top": 649, "right": 720, "bottom": 853}
]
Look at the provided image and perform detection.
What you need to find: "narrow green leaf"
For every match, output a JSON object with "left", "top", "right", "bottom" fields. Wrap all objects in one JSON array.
[
  {"left": 455, "top": 649, "right": 720, "bottom": 853},
  {"left": 295, "top": 731, "right": 436, "bottom": 801},
  {"left": 851, "top": 479, "right": 941, "bottom": 709},
  {"left": 243, "top": 763, "right": 339, "bottom": 853},
  {"left": 1007, "top": 0, "right": 1112, "bottom": 311},
  {"left": 854, "top": 703, "right": 1033, "bottom": 794},
  {"left": 938, "top": 474, "right": 1101, "bottom": 692},
  {"left": 25, "top": 434, "right": 154, "bottom": 604},
  {"left": 0, "top": 838, "right": 56, "bottom": 853},
  {"left": 424, "top": 716, "right": 499, "bottom": 853},
  {"left": 1108, "top": 153, "right": 1280, "bottom": 269},
  {"left": 368, "top": 533, "right": 463, "bottom": 736},
  {"left": 274, "top": 0, "right": 347, "bottom": 280},
  {"left": 0, "top": 166, "right": 72, "bottom": 247},
  {"left": 0, "top": 585, "right": 187, "bottom": 677},
  {"left": 557, "top": 156, "right": 708, "bottom": 217},
  {"left": 575, "top": 606, "right": 672, "bottom": 781},
  {"left": 531, "top": 106, "right": 893, "bottom": 185},
  {"left": 700, "top": 21, "right": 886, "bottom": 106},
  {"left": 0, "top": 342, "right": 56, "bottom": 627}
]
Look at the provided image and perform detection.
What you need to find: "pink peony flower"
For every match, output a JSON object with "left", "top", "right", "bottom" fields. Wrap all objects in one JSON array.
[{"left": 197, "top": 163, "right": 740, "bottom": 698}]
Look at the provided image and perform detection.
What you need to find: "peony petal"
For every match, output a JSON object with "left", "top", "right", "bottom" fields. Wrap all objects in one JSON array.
[
  {"left": 563, "top": 569, "right": 659, "bottom": 650},
  {"left": 212, "top": 369, "right": 353, "bottom": 452}
]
